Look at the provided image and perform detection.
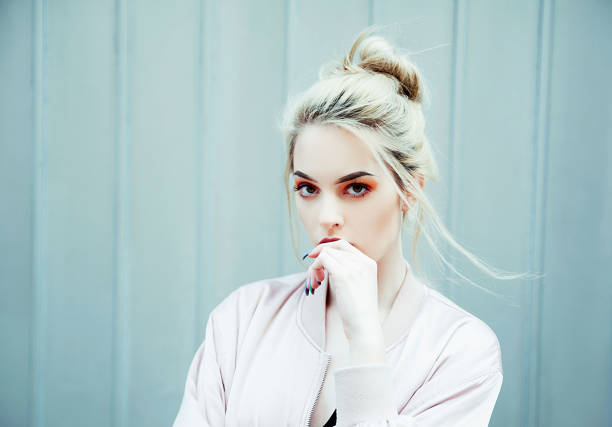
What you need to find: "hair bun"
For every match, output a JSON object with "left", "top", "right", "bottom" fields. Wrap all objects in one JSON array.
[{"left": 342, "top": 29, "right": 424, "bottom": 104}]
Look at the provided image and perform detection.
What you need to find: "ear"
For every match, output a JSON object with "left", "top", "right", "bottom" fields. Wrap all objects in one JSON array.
[
  {"left": 399, "top": 190, "right": 412, "bottom": 212},
  {"left": 416, "top": 172, "right": 425, "bottom": 189},
  {"left": 400, "top": 173, "right": 425, "bottom": 212}
]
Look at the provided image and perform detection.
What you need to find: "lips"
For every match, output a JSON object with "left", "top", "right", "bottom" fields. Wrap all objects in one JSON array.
[{"left": 319, "top": 237, "right": 341, "bottom": 245}]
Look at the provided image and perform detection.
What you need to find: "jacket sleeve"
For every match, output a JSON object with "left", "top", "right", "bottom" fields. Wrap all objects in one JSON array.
[
  {"left": 334, "top": 364, "right": 503, "bottom": 427},
  {"left": 173, "top": 313, "right": 226, "bottom": 427}
]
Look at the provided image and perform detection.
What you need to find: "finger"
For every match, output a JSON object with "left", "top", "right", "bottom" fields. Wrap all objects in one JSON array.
[
  {"left": 307, "top": 238, "right": 361, "bottom": 259},
  {"left": 308, "top": 260, "right": 324, "bottom": 289},
  {"left": 321, "top": 267, "right": 328, "bottom": 290},
  {"left": 307, "top": 238, "right": 355, "bottom": 257},
  {"left": 310, "top": 248, "right": 342, "bottom": 280},
  {"left": 312, "top": 267, "right": 326, "bottom": 291},
  {"left": 310, "top": 247, "right": 348, "bottom": 291},
  {"left": 308, "top": 266, "right": 323, "bottom": 292},
  {"left": 314, "top": 268, "right": 324, "bottom": 287},
  {"left": 321, "top": 248, "right": 345, "bottom": 290},
  {"left": 310, "top": 269, "right": 316, "bottom": 294},
  {"left": 312, "top": 250, "right": 339, "bottom": 290}
]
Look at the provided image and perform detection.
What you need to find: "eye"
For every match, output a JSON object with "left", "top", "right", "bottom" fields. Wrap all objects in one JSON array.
[
  {"left": 346, "top": 183, "right": 369, "bottom": 198},
  {"left": 292, "top": 183, "right": 317, "bottom": 198},
  {"left": 292, "top": 182, "right": 371, "bottom": 199}
]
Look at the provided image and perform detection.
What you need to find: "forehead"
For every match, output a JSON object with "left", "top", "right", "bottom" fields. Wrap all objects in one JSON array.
[{"left": 293, "top": 124, "right": 380, "bottom": 173}]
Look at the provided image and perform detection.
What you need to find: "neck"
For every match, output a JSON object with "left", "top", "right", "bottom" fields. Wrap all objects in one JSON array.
[{"left": 326, "top": 237, "right": 407, "bottom": 324}]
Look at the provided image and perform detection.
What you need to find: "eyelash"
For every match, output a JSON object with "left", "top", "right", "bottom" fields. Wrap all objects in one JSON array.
[{"left": 292, "top": 182, "right": 372, "bottom": 199}]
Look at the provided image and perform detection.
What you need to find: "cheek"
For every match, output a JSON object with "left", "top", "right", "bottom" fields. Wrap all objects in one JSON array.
[
  {"left": 369, "top": 200, "right": 399, "bottom": 234},
  {"left": 356, "top": 195, "right": 401, "bottom": 255},
  {"left": 295, "top": 199, "right": 306, "bottom": 221},
  {"left": 295, "top": 199, "right": 315, "bottom": 228}
]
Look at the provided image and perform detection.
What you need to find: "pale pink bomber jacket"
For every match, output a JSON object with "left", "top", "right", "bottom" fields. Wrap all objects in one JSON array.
[{"left": 173, "top": 260, "right": 503, "bottom": 426}]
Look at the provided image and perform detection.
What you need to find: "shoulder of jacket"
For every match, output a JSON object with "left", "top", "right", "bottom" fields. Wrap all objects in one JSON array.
[
  {"left": 422, "top": 287, "right": 503, "bottom": 377},
  {"left": 209, "top": 270, "right": 306, "bottom": 320}
]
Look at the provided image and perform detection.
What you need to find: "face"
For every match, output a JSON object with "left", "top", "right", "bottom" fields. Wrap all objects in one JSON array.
[{"left": 292, "top": 124, "right": 404, "bottom": 262}]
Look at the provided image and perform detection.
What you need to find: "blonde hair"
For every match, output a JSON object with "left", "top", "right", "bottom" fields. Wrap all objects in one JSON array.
[{"left": 280, "top": 26, "right": 541, "bottom": 302}]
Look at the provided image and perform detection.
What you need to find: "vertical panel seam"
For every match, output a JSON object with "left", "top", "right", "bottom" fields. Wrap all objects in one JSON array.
[
  {"left": 194, "top": 0, "right": 205, "bottom": 355},
  {"left": 112, "top": 0, "right": 131, "bottom": 425},
  {"left": 200, "top": 0, "right": 217, "bottom": 340},
  {"left": 446, "top": 0, "right": 465, "bottom": 300},
  {"left": 280, "top": 0, "right": 289, "bottom": 274},
  {"left": 31, "top": 0, "right": 47, "bottom": 426},
  {"left": 534, "top": 0, "right": 554, "bottom": 425},
  {"left": 524, "top": 1, "right": 543, "bottom": 423},
  {"left": 283, "top": 0, "right": 301, "bottom": 269},
  {"left": 111, "top": 1, "right": 119, "bottom": 424},
  {"left": 525, "top": 0, "right": 553, "bottom": 425},
  {"left": 112, "top": 1, "right": 118, "bottom": 425},
  {"left": 446, "top": 0, "right": 458, "bottom": 298}
]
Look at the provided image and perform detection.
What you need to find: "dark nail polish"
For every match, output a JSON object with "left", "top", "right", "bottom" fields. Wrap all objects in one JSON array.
[
  {"left": 302, "top": 250, "right": 311, "bottom": 260},
  {"left": 305, "top": 278, "right": 310, "bottom": 295},
  {"left": 317, "top": 280, "right": 321, "bottom": 285}
]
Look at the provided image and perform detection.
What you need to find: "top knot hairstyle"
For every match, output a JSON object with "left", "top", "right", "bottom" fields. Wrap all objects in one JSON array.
[
  {"left": 280, "top": 27, "right": 538, "bottom": 301},
  {"left": 342, "top": 31, "right": 423, "bottom": 103}
]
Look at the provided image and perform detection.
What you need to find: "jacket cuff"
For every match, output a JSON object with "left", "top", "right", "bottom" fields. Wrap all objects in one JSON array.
[{"left": 334, "top": 364, "right": 397, "bottom": 426}]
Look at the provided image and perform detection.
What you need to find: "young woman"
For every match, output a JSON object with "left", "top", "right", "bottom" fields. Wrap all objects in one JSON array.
[{"left": 174, "top": 27, "right": 523, "bottom": 427}]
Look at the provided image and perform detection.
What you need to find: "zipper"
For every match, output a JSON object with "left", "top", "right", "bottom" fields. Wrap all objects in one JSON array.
[{"left": 306, "top": 354, "right": 331, "bottom": 427}]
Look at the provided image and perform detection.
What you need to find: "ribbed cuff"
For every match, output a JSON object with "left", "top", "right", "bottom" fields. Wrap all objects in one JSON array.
[{"left": 334, "top": 364, "right": 397, "bottom": 427}]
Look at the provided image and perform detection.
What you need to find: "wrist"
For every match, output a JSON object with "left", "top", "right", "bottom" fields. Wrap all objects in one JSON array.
[
  {"left": 348, "top": 328, "right": 386, "bottom": 365},
  {"left": 346, "top": 316, "right": 383, "bottom": 340}
]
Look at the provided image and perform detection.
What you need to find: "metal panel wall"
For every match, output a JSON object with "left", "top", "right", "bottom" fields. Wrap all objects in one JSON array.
[{"left": 1, "top": 0, "right": 610, "bottom": 426}]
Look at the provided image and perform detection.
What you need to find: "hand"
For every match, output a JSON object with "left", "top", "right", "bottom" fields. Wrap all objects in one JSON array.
[{"left": 305, "top": 239, "right": 382, "bottom": 341}]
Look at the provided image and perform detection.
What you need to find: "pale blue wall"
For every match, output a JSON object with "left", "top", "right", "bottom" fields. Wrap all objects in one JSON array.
[{"left": 1, "top": 1, "right": 610, "bottom": 426}]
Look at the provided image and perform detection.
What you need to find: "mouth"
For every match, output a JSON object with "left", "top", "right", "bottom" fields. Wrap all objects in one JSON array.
[{"left": 319, "top": 237, "right": 341, "bottom": 245}]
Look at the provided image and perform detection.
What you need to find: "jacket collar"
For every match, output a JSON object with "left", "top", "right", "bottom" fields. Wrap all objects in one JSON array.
[{"left": 297, "top": 259, "right": 427, "bottom": 352}]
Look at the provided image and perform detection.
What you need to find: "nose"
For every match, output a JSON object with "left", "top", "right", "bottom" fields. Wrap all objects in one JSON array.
[{"left": 318, "top": 194, "right": 344, "bottom": 230}]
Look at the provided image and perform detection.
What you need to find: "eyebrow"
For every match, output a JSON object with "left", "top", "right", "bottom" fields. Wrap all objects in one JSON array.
[{"left": 293, "top": 170, "right": 375, "bottom": 184}]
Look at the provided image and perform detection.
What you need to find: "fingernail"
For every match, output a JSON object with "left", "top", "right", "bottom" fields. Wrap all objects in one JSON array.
[
  {"left": 312, "top": 284, "right": 315, "bottom": 294},
  {"left": 317, "top": 280, "right": 321, "bottom": 285},
  {"left": 302, "top": 250, "right": 312, "bottom": 260},
  {"left": 305, "top": 277, "right": 310, "bottom": 295}
]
